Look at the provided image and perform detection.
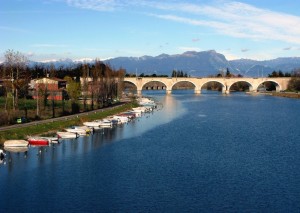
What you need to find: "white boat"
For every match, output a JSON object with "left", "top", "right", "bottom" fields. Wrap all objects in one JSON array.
[
  {"left": 106, "top": 116, "right": 122, "bottom": 125},
  {"left": 132, "top": 107, "right": 148, "bottom": 113},
  {"left": 104, "top": 118, "right": 120, "bottom": 125},
  {"left": 41, "top": 137, "right": 59, "bottom": 143},
  {"left": 4, "top": 140, "right": 29, "bottom": 147},
  {"left": 138, "top": 98, "right": 156, "bottom": 106},
  {"left": 94, "top": 119, "right": 113, "bottom": 127},
  {"left": 70, "top": 125, "right": 92, "bottom": 134},
  {"left": 112, "top": 116, "right": 129, "bottom": 124},
  {"left": 64, "top": 127, "right": 87, "bottom": 136},
  {"left": 128, "top": 110, "right": 142, "bottom": 117},
  {"left": 56, "top": 131, "right": 78, "bottom": 139},
  {"left": 83, "top": 121, "right": 101, "bottom": 129}
]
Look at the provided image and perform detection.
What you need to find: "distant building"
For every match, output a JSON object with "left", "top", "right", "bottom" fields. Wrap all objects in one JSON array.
[{"left": 30, "top": 77, "right": 67, "bottom": 100}]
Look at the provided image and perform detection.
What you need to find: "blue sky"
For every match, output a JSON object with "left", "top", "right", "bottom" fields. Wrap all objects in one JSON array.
[{"left": 1, "top": 0, "right": 300, "bottom": 62}]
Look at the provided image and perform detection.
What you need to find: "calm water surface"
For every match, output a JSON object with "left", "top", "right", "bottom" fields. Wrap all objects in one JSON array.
[{"left": 1, "top": 90, "right": 300, "bottom": 212}]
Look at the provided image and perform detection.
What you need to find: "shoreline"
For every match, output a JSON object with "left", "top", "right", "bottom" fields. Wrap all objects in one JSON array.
[
  {"left": 0, "top": 101, "right": 138, "bottom": 145},
  {"left": 257, "top": 91, "right": 300, "bottom": 99}
]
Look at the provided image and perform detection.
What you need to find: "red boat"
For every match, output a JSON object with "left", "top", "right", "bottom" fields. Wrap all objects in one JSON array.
[{"left": 27, "top": 138, "right": 49, "bottom": 146}]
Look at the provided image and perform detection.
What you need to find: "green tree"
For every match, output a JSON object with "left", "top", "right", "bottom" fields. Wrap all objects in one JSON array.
[{"left": 64, "top": 76, "right": 81, "bottom": 113}]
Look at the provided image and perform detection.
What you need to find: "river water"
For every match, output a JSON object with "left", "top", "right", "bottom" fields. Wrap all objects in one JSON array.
[{"left": 1, "top": 90, "right": 300, "bottom": 212}]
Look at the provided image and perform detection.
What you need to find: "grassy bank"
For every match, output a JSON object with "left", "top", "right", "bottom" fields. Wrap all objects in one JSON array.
[{"left": 0, "top": 102, "right": 137, "bottom": 145}]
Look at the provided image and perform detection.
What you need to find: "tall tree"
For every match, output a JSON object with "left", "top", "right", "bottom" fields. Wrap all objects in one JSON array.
[{"left": 3, "top": 49, "right": 29, "bottom": 111}]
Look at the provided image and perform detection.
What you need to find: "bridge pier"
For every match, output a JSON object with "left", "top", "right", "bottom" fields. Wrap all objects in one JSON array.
[
  {"left": 276, "top": 85, "right": 281, "bottom": 92},
  {"left": 166, "top": 90, "right": 172, "bottom": 94},
  {"left": 137, "top": 90, "right": 142, "bottom": 96},
  {"left": 194, "top": 89, "right": 201, "bottom": 94},
  {"left": 222, "top": 87, "right": 229, "bottom": 94}
]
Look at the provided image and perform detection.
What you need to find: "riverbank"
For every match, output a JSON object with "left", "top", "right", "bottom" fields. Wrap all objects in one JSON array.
[
  {"left": 0, "top": 102, "right": 138, "bottom": 145},
  {"left": 258, "top": 91, "right": 300, "bottom": 99}
]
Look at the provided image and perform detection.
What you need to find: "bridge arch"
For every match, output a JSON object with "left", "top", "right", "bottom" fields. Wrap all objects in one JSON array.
[
  {"left": 124, "top": 79, "right": 138, "bottom": 89},
  {"left": 200, "top": 80, "right": 226, "bottom": 93},
  {"left": 257, "top": 80, "right": 281, "bottom": 92},
  {"left": 142, "top": 80, "right": 167, "bottom": 91},
  {"left": 123, "top": 79, "right": 138, "bottom": 95},
  {"left": 141, "top": 79, "right": 168, "bottom": 89},
  {"left": 228, "top": 80, "right": 254, "bottom": 92},
  {"left": 170, "top": 80, "right": 199, "bottom": 94}
]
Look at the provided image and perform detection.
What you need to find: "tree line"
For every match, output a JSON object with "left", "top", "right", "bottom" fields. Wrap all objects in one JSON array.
[{"left": 0, "top": 49, "right": 125, "bottom": 125}]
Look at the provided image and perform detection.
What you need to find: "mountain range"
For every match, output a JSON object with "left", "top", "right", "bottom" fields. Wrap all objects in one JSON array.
[{"left": 26, "top": 50, "right": 300, "bottom": 77}]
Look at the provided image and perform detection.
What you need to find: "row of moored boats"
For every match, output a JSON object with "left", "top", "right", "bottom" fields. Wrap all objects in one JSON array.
[{"left": 1, "top": 98, "right": 157, "bottom": 154}]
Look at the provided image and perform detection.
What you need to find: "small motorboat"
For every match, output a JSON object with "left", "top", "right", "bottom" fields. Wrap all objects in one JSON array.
[
  {"left": 27, "top": 137, "right": 49, "bottom": 146},
  {"left": 64, "top": 126, "right": 89, "bottom": 135},
  {"left": 94, "top": 119, "right": 113, "bottom": 128},
  {"left": 64, "top": 127, "right": 87, "bottom": 136},
  {"left": 56, "top": 131, "right": 78, "bottom": 139},
  {"left": 73, "top": 125, "right": 92, "bottom": 133},
  {"left": 113, "top": 116, "right": 129, "bottom": 124},
  {"left": 83, "top": 122, "right": 101, "bottom": 130},
  {"left": 132, "top": 107, "right": 148, "bottom": 113},
  {"left": 40, "top": 137, "right": 59, "bottom": 143},
  {"left": 4, "top": 140, "right": 29, "bottom": 147}
]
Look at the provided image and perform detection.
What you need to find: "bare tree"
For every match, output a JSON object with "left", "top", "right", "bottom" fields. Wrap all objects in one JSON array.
[{"left": 4, "top": 50, "right": 29, "bottom": 111}]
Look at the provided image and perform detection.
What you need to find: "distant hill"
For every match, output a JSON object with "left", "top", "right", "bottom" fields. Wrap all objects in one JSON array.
[
  {"left": 5, "top": 50, "right": 300, "bottom": 77},
  {"left": 105, "top": 50, "right": 233, "bottom": 77},
  {"left": 105, "top": 51, "right": 300, "bottom": 77}
]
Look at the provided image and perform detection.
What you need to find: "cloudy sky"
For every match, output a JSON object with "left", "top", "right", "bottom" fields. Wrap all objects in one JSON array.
[{"left": 1, "top": 0, "right": 300, "bottom": 62}]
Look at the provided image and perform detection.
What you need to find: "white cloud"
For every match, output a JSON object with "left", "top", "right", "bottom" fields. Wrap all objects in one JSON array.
[
  {"left": 64, "top": 0, "right": 300, "bottom": 45},
  {"left": 150, "top": 2, "right": 300, "bottom": 44},
  {"left": 65, "top": 0, "right": 121, "bottom": 11}
]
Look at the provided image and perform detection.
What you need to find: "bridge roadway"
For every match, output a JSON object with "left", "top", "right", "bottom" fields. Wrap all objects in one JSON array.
[{"left": 124, "top": 77, "right": 291, "bottom": 95}]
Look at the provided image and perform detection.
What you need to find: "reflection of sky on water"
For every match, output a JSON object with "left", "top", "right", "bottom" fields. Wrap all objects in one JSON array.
[{"left": 0, "top": 92, "right": 186, "bottom": 175}]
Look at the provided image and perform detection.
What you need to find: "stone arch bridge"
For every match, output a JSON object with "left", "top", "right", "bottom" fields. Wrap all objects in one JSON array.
[{"left": 124, "top": 77, "right": 291, "bottom": 95}]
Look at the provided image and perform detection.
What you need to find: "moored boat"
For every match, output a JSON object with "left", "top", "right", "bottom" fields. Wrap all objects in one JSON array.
[
  {"left": 113, "top": 115, "right": 129, "bottom": 124},
  {"left": 27, "top": 137, "right": 49, "bottom": 146},
  {"left": 64, "top": 127, "right": 87, "bottom": 136},
  {"left": 75, "top": 125, "right": 92, "bottom": 133},
  {"left": 132, "top": 107, "right": 148, "bottom": 113},
  {"left": 41, "top": 137, "right": 59, "bottom": 143},
  {"left": 83, "top": 121, "right": 101, "bottom": 129},
  {"left": 4, "top": 140, "right": 29, "bottom": 147},
  {"left": 56, "top": 131, "right": 78, "bottom": 139},
  {"left": 94, "top": 119, "right": 113, "bottom": 127}
]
